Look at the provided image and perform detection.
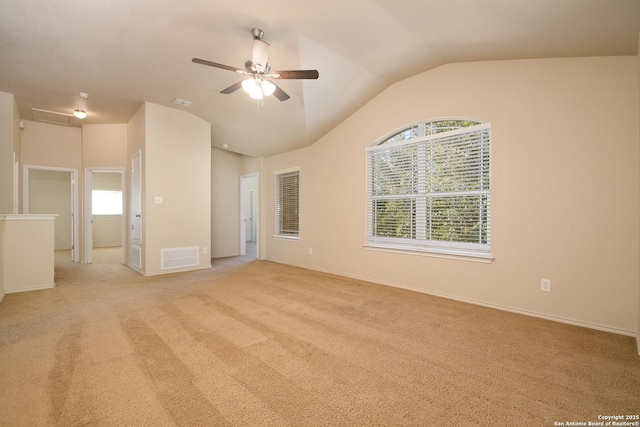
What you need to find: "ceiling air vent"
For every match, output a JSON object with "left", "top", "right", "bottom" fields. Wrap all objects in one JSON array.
[{"left": 31, "top": 108, "right": 74, "bottom": 126}]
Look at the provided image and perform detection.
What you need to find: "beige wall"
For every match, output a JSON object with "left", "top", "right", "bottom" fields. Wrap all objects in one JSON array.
[
  {"left": 0, "top": 92, "right": 18, "bottom": 214},
  {"left": 0, "top": 92, "right": 12, "bottom": 214},
  {"left": 142, "top": 102, "right": 211, "bottom": 275},
  {"left": 20, "top": 121, "right": 81, "bottom": 256},
  {"left": 263, "top": 56, "right": 640, "bottom": 336},
  {"left": 211, "top": 148, "right": 241, "bottom": 258},
  {"left": 0, "top": 215, "right": 56, "bottom": 293},
  {"left": 209, "top": 151, "right": 262, "bottom": 258},
  {"left": 28, "top": 170, "right": 72, "bottom": 250},
  {"left": 92, "top": 216, "right": 122, "bottom": 247},
  {"left": 82, "top": 124, "right": 127, "bottom": 167},
  {"left": 0, "top": 89, "right": 5, "bottom": 296},
  {"left": 21, "top": 120, "right": 82, "bottom": 169},
  {"left": 21, "top": 121, "right": 129, "bottom": 260}
]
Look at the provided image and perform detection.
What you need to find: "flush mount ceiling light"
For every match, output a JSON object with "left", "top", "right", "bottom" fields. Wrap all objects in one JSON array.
[{"left": 73, "top": 110, "right": 87, "bottom": 119}]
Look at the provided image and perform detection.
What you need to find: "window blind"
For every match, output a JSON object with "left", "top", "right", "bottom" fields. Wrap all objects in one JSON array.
[
  {"left": 275, "top": 170, "right": 299, "bottom": 236},
  {"left": 367, "top": 122, "right": 490, "bottom": 253}
]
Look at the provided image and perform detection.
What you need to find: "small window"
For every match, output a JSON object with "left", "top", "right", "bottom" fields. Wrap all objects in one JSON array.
[
  {"left": 274, "top": 169, "right": 299, "bottom": 238},
  {"left": 92, "top": 190, "right": 123, "bottom": 215},
  {"left": 367, "top": 119, "right": 491, "bottom": 259}
]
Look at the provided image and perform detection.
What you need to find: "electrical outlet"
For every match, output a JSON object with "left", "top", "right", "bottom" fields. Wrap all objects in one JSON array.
[
  {"left": 308, "top": 248, "right": 313, "bottom": 255},
  {"left": 540, "top": 279, "right": 551, "bottom": 292},
  {"left": 202, "top": 247, "right": 208, "bottom": 255}
]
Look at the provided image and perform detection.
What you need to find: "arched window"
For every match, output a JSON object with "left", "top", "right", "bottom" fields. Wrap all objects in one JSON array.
[{"left": 366, "top": 119, "right": 491, "bottom": 259}]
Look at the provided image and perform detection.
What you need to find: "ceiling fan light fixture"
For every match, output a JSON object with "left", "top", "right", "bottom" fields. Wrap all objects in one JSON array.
[
  {"left": 262, "top": 80, "right": 276, "bottom": 97},
  {"left": 242, "top": 78, "right": 264, "bottom": 99},
  {"left": 249, "top": 88, "right": 264, "bottom": 100},
  {"left": 73, "top": 109, "right": 87, "bottom": 119},
  {"left": 241, "top": 78, "right": 257, "bottom": 93}
]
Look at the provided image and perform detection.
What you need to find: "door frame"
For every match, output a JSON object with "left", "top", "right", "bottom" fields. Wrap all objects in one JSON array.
[
  {"left": 23, "top": 165, "right": 80, "bottom": 262},
  {"left": 13, "top": 153, "right": 19, "bottom": 213},
  {"left": 240, "top": 173, "right": 259, "bottom": 258},
  {"left": 83, "top": 167, "right": 125, "bottom": 264}
]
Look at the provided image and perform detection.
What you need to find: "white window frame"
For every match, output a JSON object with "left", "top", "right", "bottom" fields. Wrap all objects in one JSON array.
[
  {"left": 274, "top": 167, "right": 300, "bottom": 240},
  {"left": 91, "top": 189, "right": 124, "bottom": 215},
  {"left": 366, "top": 120, "right": 492, "bottom": 262}
]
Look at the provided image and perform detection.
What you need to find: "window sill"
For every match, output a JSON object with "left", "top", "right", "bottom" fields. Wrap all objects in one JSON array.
[
  {"left": 364, "top": 243, "right": 493, "bottom": 263},
  {"left": 273, "top": 235, "right": 300, "bottom": 241}
]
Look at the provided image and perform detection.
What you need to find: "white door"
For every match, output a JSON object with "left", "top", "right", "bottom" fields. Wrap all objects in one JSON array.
[
  {"left": 245, "top": 190, "right": 255, "bottom": 241},
  {"left": 131, "top": 151, "right": 142, "bottom": 243},
  {"left": 84, "top": 170, "right": 94, "bottom": 263}
]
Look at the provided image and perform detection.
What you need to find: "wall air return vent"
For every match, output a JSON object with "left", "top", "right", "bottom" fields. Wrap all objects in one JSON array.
[
  {"left": 31, "top": 108, "right": 74, "bottom": 126},
  {"left": 131, "top": 246, "right": 142, "bottom": 269},
  {"left": 161, "top": 246, "right": 199, "bottom": 270}
]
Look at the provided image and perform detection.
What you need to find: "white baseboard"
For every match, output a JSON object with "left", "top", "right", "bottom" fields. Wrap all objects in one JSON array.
[
  {"left": 4, "top": 283, "right": 55, "bottom": 294},
  {"left": 129, "top": 263, "right": 213, "bottom": 277},
  {"left": 280, "top": 260, "right": 637, "bottom": 340}
]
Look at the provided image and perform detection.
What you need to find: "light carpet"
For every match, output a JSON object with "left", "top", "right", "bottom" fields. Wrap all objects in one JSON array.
[{"left": 0, "top": 249, "right": 639, "bottom": 426}]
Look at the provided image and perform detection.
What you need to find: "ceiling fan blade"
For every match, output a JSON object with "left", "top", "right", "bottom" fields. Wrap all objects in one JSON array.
[
  {"left": 271, "top": 69, "right": 319, "bottom": 80},
  {"left": 272, "top": 83, "right": 290, "bottom": 101},
  {"left": 192, "top": 58, "right": 246, "bottom": 74},
  {"left": 220, "top": 81, "right": 243, "bottom": 94}
]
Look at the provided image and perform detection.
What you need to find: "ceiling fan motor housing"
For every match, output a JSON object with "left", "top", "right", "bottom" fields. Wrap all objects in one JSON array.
[{"left": 251, "top": 28, "right": 264, "bottom": 40}]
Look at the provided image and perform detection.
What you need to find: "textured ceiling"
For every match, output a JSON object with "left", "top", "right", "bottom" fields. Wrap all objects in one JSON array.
[{"left": 1, "top": 0, "right": 639, "bottom": 157}]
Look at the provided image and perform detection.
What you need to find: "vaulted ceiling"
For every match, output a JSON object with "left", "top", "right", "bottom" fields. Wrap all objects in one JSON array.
[{"left": 1, "top": 0, "right": 639, "bottom": 157}]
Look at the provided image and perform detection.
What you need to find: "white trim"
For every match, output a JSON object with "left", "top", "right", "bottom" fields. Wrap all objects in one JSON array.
[
  {"left": 364, "top": 243, "right": 493, "bottom": 263},
  {"left": 5, "top": 283, "right": 56, "bottom": 293},
  {"left": 0, "top": 214, "right": 58, "bottom": 221},
  {"left": 273, "top": 166, "right": 300, "bottom": 175},
  {"left": 367, "top": 122, "right": 491, "bottom": 151},
  {"left": 272, "top": 235, "right": 300, "bottom": 241}
]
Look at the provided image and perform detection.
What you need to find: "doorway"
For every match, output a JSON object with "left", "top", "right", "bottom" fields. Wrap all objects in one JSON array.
[
  {"left": 240, "top": 173, "right": 259, "bottom": 259},
  {"left": 23, "top": 165, "right": 79, "bottom": 262},
  {"left": 84, "top": 168, "right": 125, "bottom": 264}
]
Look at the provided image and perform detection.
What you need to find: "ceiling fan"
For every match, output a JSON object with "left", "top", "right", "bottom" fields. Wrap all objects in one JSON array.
[{"left": 192, "top": 28, "right": 319, "bottom": 102}]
